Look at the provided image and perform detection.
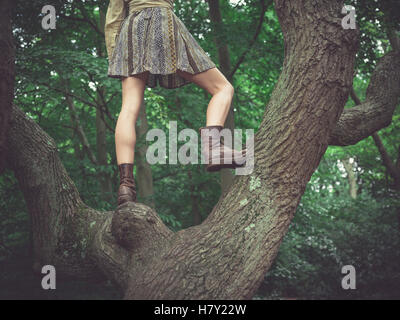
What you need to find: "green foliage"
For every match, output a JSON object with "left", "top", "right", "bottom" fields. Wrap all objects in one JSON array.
[
  {"left": 347, "top": 0, "right": 400, "bottom": 75},
  {"left": 260, "top": 188, "right": 400, "bottom": 299},
  {"left": 1, "top": 0, "right": 399, "bottom": 299}
]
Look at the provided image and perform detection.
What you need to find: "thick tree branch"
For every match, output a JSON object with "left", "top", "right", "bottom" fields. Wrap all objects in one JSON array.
[
  {"left": 6, "top": 104, "right": 128, "bottom": 287},
  {"left": 112, "top": 203, "right": 173, "bottom": 251},
  {"left": 329, "top": 50, "right": 400, "bottom": 146},
  {"left": 348, "top": 84, "right": 400, "bottom": 188},
  {"left": 387, "top": 28, "right": 400, "bottom": 52}
]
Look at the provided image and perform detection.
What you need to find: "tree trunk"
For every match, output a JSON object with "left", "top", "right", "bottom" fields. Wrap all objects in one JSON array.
[
  {"left": 342, "top": 158, "right": 358, "bottom": 199},
  {"left": 0, "top": 0, "right": 15, "bottom": 174},
  {"left": 372, "top": 133, "right": 400, "bottom": 190},
  {"left": 188, "top": 170, "right": 202, "bottom": 225},
  {"left": 63, "top": 78, "right": 98, "bottom": 165},
  {"left": 7, "top": 0, "right": 380, "bottom": 299}
]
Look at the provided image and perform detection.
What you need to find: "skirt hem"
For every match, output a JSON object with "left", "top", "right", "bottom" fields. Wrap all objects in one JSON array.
[{"left": 107, "top": 65, "right": 216, "bottom": 89}]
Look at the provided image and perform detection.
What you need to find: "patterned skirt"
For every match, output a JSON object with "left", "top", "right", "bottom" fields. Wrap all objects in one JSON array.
[{"left": 107, "top": 6, "right": 216, "bottom": 89}]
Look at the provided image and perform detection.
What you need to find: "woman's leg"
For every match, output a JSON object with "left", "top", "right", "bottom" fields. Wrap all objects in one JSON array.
[
  {"left": 176, "top": 68, "right": 234, "bottom": 126},
  {"left": 176, "top": 67, "right": 246, "bottom": 170},
  {"left": 115, "top": 71, "right": 149, "bottom": 165}
]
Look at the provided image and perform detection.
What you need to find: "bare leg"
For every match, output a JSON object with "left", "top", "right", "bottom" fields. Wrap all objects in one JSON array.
[
  {"left": 115, "top": 71, "right": 149, "bottom": 165},
  {"left": 176, "top": 67, "right": 246, "bottom": 171},
  {"left": 176, "top": 68, "right": 234, "bottom": 126}
]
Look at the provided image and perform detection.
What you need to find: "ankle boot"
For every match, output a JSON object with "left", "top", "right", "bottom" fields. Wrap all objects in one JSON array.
[
  {"left": 199, "top": 125, "right": 246, "bottom": 172},
  {"left": 117, "top": 163, "right": 137, "bottom": 206}
]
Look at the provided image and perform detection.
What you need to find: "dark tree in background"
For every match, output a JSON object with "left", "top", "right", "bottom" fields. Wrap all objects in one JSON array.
[
  {"left": 2, "top": 0, "right": 400, "bottom": 299},
  {"left": 0, "top": 0, "right": 15, "bottom": 174}
]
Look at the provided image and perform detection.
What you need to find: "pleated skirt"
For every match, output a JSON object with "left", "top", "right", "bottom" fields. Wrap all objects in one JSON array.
[{"left": 107, "top": 6, "right": 217, "bottom": 89}]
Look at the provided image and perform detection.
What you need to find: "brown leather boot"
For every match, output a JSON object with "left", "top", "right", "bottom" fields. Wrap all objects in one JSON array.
[
  {"left": 199, "top": 125, "right": 246, "bottom": 172},
  {"left": 117, "top": 163, "right": 137, "bottom": 206}
]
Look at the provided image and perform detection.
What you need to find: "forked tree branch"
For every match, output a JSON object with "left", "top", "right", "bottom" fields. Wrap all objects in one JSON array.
[{"left": 329, "top": 50, "right": 400, "bottom": 146}]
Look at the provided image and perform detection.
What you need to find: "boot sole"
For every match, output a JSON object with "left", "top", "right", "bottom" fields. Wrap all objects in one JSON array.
[{"left": 206, "top": 162, "right": 246, "bottom": 172}]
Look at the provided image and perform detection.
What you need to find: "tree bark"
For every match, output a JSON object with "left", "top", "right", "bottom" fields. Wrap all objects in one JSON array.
[
  {"left": 342, "top": 158, "right": 358, "bottom": 199},
  {"left": 329, "top": 50, "right": 400, "bottom": 146},
  {"left": 188, "top": 170, "right": 202, "bottom": 225},
  {"left": 0, "top": 0, "right": 15, "bottom": 174},
  {"left": 7, "top": 0, "right": 366, "bottom": 299}
]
